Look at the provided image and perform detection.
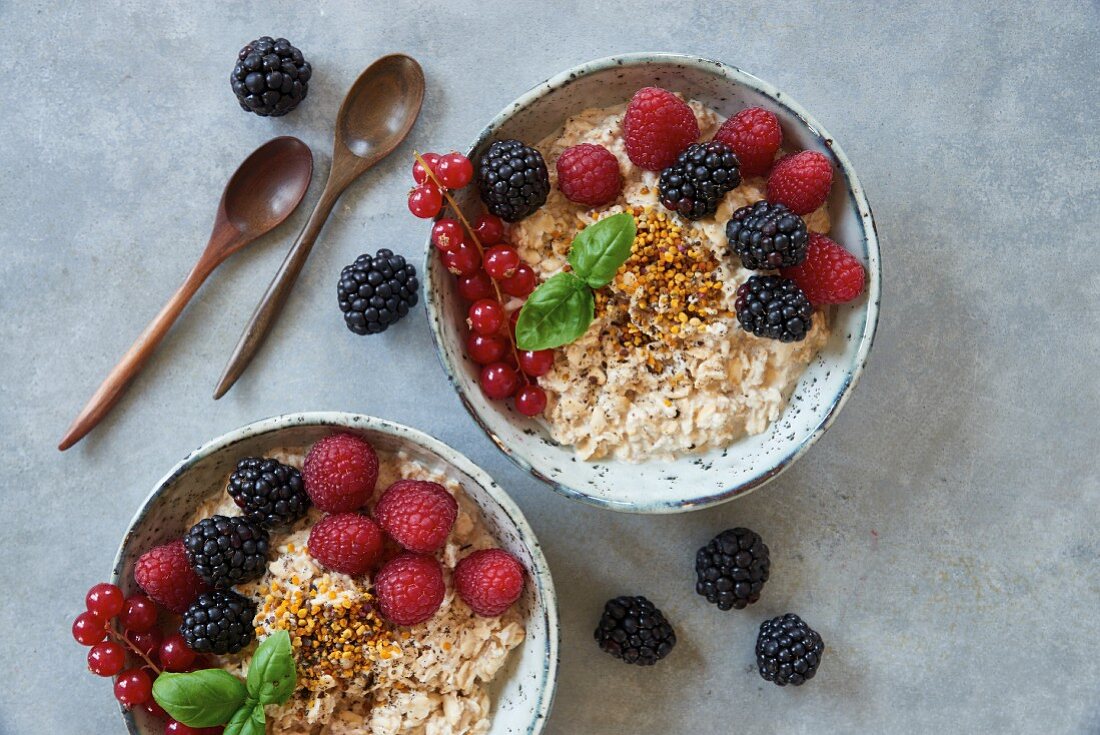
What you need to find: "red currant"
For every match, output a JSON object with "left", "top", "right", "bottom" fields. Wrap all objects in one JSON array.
[
  {"left": 127, "top": 628, "right": 162, "bottom": 660},
  {"left": 407, "top": 184, "right": 443, "bottom": 219},
  {"left": 165, "top": 720, "right": 201, "bottom": 735},
  {"left": 479, "top": 363, "right": 520, "bottom": 400},
  {"left": 436, "top": 152, "right": 474, "bottom": 189},
  {"left": 86, "top": 583, "right": 125, "bottom": 618},
  {"left": 500, "top": 264, "right": 537, "bottom": 298},
  {"left": 119, "top": 594, "right": 158, "bottom": 633},
  {"left": 141, "top": 698, "right": 168, "bottom": 720},
  {"left": 483, "top": 245, "right": 521, "bottom": 280},
  {"left": 518, "top": 349, "right": 554, "bottom": 376},
  {"left": 515, "top": 385, "right": 548, "bottom": 416},
  {"left": 114, "top": 668, "right": 153, "bottom": 707},
  {"left": 509, "top": 309, "right": 520, "bottom": 334},
  {"left": 442, "top": 241, "right": 481, "bottom": 276},
  {"left": 412, "top": 152, "right": 441, "bottom": 185},
  {"left": 473, "top": 213, "right": 504, "bottom": 245},
  {"left": 456, "top": 271, "right": 495, "bottom": 302},
  {"left": 431, "top": 218, "right": 465, "bottom": 253},
  {"left": 466, "top": 333, "right": 507, "bottom": 365},
  {"left": 88, "top": 641, "right": 127, "bottom": 677},
  {"left": 72, "top": 611, "right": 108, "bottom": 646},
  {"left": 158, "top": 633, "right": 197, "bottom": 673},
  {"left": 468, "top": 299, "right": 505, "bottom": 335}
]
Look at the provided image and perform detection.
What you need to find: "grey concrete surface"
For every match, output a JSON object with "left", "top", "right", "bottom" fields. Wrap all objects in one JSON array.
[{"left": 1, "top": 1, "right": 1097, "bottom": 733}]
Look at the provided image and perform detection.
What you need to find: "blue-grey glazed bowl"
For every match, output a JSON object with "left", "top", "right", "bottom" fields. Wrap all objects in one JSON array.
[
  {"left": 424, "top": 53, "right": 880, "bottom": 513},
  {"left": 113, "top": 412, "right": 558, "bottom": 735}
]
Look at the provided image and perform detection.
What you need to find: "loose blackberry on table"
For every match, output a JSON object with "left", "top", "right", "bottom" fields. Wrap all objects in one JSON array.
[
  {"left": 756, "top": 613, "right": 825, "bottom": 686},
  {"left": 696, "top": 527, "right": 770, "bottom": 610},
  {"left": 337, "top": 248, "right": 419, "bottom": 335},
  {"left": 726, "top": 200, "right": 809, "bottom": 270},
  {"left": 658, "top": 140, "right": 742, "bottom": 220},
  {"left": 230, "top": 36, "right": 311, "bottom": 117},
  {"left": 476, "top": 139, "right": 550, "bottom": 222},
  {"left": 179, "top": 590, "right": 257, "bottom": 655},
  {"left": 227, "top": 456, "right": 310, "bottom": 528},
  {"left": 735, "top": 275, "right": 815, "bottom": 343},
  {"left": 183, "top": 515, "right": 270, "bottom": 588},
  {"left": 594, "top": 595, "right": 676, "bottom": 665}
]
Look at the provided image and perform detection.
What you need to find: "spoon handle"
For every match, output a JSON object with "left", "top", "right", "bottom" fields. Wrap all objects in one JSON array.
[
  {"left": 58, "top": 258, "right": 217, "bottom": 450},
  {"left": 213, "top": 185, "right": 341, "bottom": 399}
]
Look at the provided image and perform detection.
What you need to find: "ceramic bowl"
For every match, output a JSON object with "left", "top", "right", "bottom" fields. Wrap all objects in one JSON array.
[
  {"left": 424, "top": 53, "right": 880, "bottom": 513},
  {"left": 113, "top": 412, "right": 558, "bottom": 735}
]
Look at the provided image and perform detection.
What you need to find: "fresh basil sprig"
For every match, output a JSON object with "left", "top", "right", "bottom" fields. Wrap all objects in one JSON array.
[
  {"left": 152, "top": 630, "right": 296, "bottom": 732},
  {"left": 516, "top": 212, "right": 635, "bottom": 350}
]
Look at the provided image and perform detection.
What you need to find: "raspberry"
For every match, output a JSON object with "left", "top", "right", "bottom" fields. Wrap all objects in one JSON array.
[
  {"left": 374, "top": 553, "right": 445, "bottom": 626},
  {"left": 713, "top": 107, "right": 783, "bottom": 176},
  {"left": 307, "top": 513, "right": 385, "bottom": 576},
  {"left": 134, "top": 539, "right": 209, "bottom": 614},
  {"left": 303, "top": 433, "right": 379, "bottom": 512},
  {"left": 780, "top": 233, "right": 865, "bottom": 306},
  {"left": 622, "top": 87, "right": 700, "bottom": 171},
  {"left": 373, "top": 480, "right": 458, "bottom": 553},
  {"left": 555, "top": 143, "right": 623, "bottom": 207},
  {"left": 766, "top": 150, "right": 833, "bottom": 215},
  {"left": 454, "top": 549, "right": 525, "bottom": 617}
]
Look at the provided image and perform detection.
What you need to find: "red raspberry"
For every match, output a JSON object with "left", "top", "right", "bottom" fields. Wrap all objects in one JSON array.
[
  {"left": 307, "top": 513, "right": 385, "bottom": 576},
  {"left": 766, "top": 150, "right": 833, "bottom": 215},
  {"left": 555, "top": 143, "right": 623, "bottom": 206},
  {"left": 303, "top": 433, "right": 379, "bottom": 513},
  {"left": 713, "top": 107, "right": 783, "bottom": 177},
  {"left": 133, "top": 539, "right": 208, "bottom": 614},
  {"left": 622, "top": 87, "right": 700, "bottom": 171},
  {"left": 374, "top": 553, "right": 445, "bottom": 626},
  {"left": 373, "top": 480, "right": 458, "bottom": 553},
  {"left": 454, "top": 548, "right": 525, "bottom": 617},
  {"left": 780, "top": 232, "right": 866, "bottom": 306}
]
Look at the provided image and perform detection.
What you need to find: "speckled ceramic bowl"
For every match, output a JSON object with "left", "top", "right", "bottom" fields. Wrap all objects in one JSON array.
[
  {"left": 424, "top": 53, "right": 880, "bottom": 513},
  {"left": 112, "top": 412, "right": 558, "bottom": 735}
]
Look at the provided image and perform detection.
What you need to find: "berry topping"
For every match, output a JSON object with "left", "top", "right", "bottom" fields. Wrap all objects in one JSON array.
[
  {"left": 114, "top": 667, "right": 153, "bottom": 708},
  {"left": 119, "top": 594, "right": 158, "bottom": 633},
  {"left": 126, "top": 628, "right": 162, "bottom": 659},
  {"left": 695, "top": 527, "right": 770, "bottom": 610},
  {"left": 374, "top": 553, "right": 446, "bottom": 626},
  {"left": 307, "top": 512, "right": 385, "bottom": 576},
  {"left": 179, "top": 590, "right": 256, "bottom": 655},
  {"left": 780, "top": 232, "right": 866, "bottom": 306},
  {"left": 756, "top": 613, "right": 825, "bottom": 686},
  {"left": 735, "top": 275, "right": 815, "bottom": 343},
  {"left": 303, "top": 433, "right": 380, "bottom": 513},
  {"left": 374, "top": 480, "right": 458, "bottom": 553},
  {"left": 483, "top": 245, "right": 521, "bottom": 280},
  {"left": 442, "top": 241, "right": 482, "bottom": 277},
  {"left": 468, "top": 299, "right": 505, "bottom": 336},
  {"left": 473, "top": 213, "right": 505, "bottom": 245},
  {"left": 412, "top": 152, "right": 441, "bottom": 185},
  {"left": 86, "top": 583, "right": 125, "bottom": 619},
  {"left": 725, "top": 200, "right": 809, "bottom": 270},
  {"left": 499, "top": 264, "right": 536, "bottom": 298},
  {"left": 457, "top": 270, "right": 495, "bottom": 302},
  {"left": 658, "top": 141, "right": 741, "bottom": 220},
  {"left": 134, "top": 539, "right": 209, "bottom": 614},
  {"left": 517, "top": 349, "right": 554, "bottom": 377},
  {"left": 230, "top": 37, "right": 311, "bottom": 117},
  {"left": 594, "top": 595, "right": 676, "bottom": 665},
  {"left": 337, "top": 249, "right": 419, "bottom": 335},
  {"left": 514, "top": 384, "right": 547, "bottom": 417},
  {"left": 183, "top": 515, "right": 270, "bottom": 589},
  {"left": 227, "top": 456, "right": 310, "bottom": 528},
  {"left": 555, "top": 143, "right": 623, "bottom": 207},
  {"left": 72, "top": 611, "right": 108, "bottom": 646},
  {"left": 466, "top": 333, "right": 507, "bottom": 365},
  {"left": 622, "top": 87, "right": 700, "bottom": 171},
  {"left": 713, "top": 107, "right": 783, "bottom": 176},
  {"left": 431, "top": 218, "right": 465, "bottom": 253},
  {"left": 158, "top": 632, "right": 197, "bottom": 672},
  {"left": 454, "top": 549, "right": 526, "bottom": 617},
  {"left": 408, "top": 184, "right": 443, "bottom": 219},
  {"left": 766, "top": 150, "right": 833, "bottom": 215},
  {"left": 476, "top": 140, "right": 550, "bottom": 222},
  {"left": 87, "top": 641, "right": 127, "bottom": 677},
  {"left": 436, "top": 152, "right": 474, "bottom": 189},
  {"left": 479, "top": 362, "right": 519, "bottom": 400}
]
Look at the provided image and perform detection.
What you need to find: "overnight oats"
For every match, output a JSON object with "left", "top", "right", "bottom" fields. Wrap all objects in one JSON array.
[
  {"left": 420, "top": 86, "right": 866, "bottom": 462},
  {"left": 116, "top": 432, "right": 527, "bottom": 734}
]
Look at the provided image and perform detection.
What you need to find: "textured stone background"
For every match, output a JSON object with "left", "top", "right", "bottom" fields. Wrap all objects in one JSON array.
[{"left": 1, "top": 1, "right": 1098, "bottom": 733}]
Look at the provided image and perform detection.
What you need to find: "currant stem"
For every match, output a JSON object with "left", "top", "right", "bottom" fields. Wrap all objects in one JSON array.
[{"left": 107, "top": 621, "right": 163, "bottom": 675}]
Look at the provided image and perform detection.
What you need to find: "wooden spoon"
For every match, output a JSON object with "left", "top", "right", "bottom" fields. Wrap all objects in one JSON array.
[
  {"left": 58, "top": 137, "right": 314, "bottom": 451},
  {"left": 213, "top": 54, "right": 426, "bottom": 399}
]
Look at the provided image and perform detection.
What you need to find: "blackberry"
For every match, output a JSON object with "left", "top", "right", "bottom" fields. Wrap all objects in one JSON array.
[
  {"left": 179, "top": 590, "right": 257, "bottom": 655},
  {"left": 594, "top": 595, "right": 676, "bottom": 665},
  {"left": 337, "top": 249, "right": 419, "bottom": 335},
  {"left": 695, "top": 527, "right": 770, "bottom": 610},
  {"left": 230, "top": 36, "right": 311, "bottom": 117},
  {"left": 476, "top": 140, "right": 550, "bottom": 222},
  {"left": 183, "top": 515, "right": 270, "bottom": 589},
  {"left": 658, "top": 141, "right": 742, "bottom": 220},
  {"left": 756, "top": 613, "right": 825, "bottom": 686},
  {"left": 735, "top": 275, "right": 814, "bottom": 343},
  {"left": 725, "top": 200, "right": 809, "bottom": 269},
  {"left": 227, "top": 457, "right": 310, "bottom": 528}
]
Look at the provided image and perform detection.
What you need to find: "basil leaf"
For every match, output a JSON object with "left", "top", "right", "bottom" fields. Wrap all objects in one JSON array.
[
  {"left": 223, "top": 702, "right": 266, "bottom": 735},
  {"left": 515, "top": 272, "right": 594, "bottom": 351},
  {"left": 152, "top": 669, "right": 248, "bottom": 728},
  {"left": 246, "top": 630, "right": 297, "bottom": 705},
  {"left": 567, "top": 212, "right": 636, "bottom": 288}
]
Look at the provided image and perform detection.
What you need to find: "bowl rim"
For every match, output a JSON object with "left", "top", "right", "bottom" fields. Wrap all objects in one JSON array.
[
  {"left": 423, "top": 52, "right": 881, "bottom": 513},
  {"left": 112, "top": 411, "right": 560, "bottom": 735}
]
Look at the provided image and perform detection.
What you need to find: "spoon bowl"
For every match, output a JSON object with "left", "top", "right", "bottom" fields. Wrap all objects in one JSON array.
[
  {"left": 222, "top": 136, "right": 314, "bottom": 245},
  {"left": 338, "top": 54, "right": 426, "bottom": 162}
]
